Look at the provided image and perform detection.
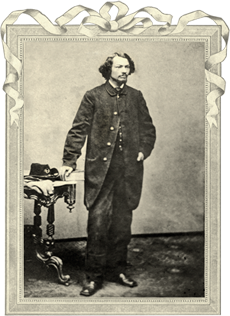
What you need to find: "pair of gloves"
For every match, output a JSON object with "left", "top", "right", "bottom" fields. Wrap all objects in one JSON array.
[
  {"left": 24, "top": 179, "right": 54, "bottom": 196},
  {"left": 24, "top": 163, "right": 60, "bottom": 196}
]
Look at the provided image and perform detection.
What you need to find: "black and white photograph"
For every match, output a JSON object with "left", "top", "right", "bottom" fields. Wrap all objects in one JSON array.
[
  {"left": 22, "top": 33, "right": 205, "bottom": 297},
  {"left": 1, "top": 0, "right": 229, "bottom": 314}
]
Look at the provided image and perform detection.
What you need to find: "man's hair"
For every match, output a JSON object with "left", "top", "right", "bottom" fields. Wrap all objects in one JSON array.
[{"left": 99, "top": 52, "right": 135, "bottom": 80}]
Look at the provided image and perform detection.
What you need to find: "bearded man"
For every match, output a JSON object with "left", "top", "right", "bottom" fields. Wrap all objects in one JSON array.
[{"left": 60, "top": 52, "right": 156, "bottom": 296}]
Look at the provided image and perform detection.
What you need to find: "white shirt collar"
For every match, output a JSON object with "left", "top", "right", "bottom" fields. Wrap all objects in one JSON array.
[{"left": 109, "top": 80, "right": 124, "bottom": 90}]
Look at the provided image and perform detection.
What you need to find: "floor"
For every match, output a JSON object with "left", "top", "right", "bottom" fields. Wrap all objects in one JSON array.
[{"left": 24, "top": 232, "right": 204, "bottom": 298}]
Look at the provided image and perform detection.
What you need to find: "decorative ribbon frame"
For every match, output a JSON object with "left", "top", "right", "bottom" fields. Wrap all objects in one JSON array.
[
  {"left": 1, "top": 1, "right": 229, "bottom": 314},
  {"left": 1, "top": 1, "right": 229, "bottom": 128}
]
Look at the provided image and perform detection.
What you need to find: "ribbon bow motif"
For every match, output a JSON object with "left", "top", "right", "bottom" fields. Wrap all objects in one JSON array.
[
  {"left": 1, "top": 1, "right": 229, "bottom": 128},
  {"left": 85, "top": 1, "right": 152, "bottom": 33},
  {"left": 55, "top": 2, "right": 172, "bottom": 36}
]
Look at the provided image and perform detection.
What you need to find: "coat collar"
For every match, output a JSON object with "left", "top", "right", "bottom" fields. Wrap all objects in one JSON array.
[{"left": 105, "top": 80, "right": 127, "bottom": 96}]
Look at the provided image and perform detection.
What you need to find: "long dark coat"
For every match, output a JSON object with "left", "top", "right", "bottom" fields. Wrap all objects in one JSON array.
[{"left": 63, "top": 81, "right": 156, "bottom": 210}]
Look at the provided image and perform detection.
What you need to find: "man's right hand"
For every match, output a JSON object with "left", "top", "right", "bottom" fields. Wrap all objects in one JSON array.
[{"left": 59, "top": 166, "right": 73, "bottom": 181}]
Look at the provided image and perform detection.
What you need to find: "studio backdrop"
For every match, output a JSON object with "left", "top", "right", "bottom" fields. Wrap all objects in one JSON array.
[{"left": 21, "top": 27, "right": 213, "bottom": 238}]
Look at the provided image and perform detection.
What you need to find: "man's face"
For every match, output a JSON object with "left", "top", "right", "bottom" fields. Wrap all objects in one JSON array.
[{"left": 110, "top": 56, "right": 130, "bottom": 84}]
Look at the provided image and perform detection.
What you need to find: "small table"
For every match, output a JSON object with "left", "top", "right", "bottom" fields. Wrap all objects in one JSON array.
[{"left": 24, "top": 180, "right": 77, "bottom": 286}]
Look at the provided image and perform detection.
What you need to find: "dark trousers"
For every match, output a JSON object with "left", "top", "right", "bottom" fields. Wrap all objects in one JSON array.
[{"left": 85, "top": 150, "right": 132, "bottom": 283}]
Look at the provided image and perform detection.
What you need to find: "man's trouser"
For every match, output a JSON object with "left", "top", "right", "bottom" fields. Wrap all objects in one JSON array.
[{"left": 85, "top": 150, "right": 133, "bottom": 283}]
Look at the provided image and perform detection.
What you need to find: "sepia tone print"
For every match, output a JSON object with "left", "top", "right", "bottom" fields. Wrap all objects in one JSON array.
[{"left": 2, "top": 1, "right": 229, "bottom": 314}]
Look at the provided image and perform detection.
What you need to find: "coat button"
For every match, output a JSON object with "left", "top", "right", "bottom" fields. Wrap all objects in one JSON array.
[
  {"left": 107, "top": 142, "right": 111, "bottom": 146},
  {"left": 110, "top": 126, "right": 114, "bottom": 131},
  {"left": 103, "top": 157, "right": 107, "bottom": 161},
  {"left": 114, "top": 111, "right": 118, "bottom": 115}
]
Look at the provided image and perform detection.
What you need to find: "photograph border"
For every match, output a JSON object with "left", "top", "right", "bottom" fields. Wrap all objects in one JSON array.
[{"left": 2, "top": 1, "right": 229, "bottom": 314}]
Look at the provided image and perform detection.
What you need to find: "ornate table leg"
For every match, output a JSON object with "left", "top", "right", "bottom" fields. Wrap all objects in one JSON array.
[
  {"left": 32, "top": 200, "right": 43, "bottom": 252},
  {"left": 32, "top": 201, "right": 70, "bottom": 286},
  {"left": 44, "top": 204, "right": 70, "bottom": 285}
]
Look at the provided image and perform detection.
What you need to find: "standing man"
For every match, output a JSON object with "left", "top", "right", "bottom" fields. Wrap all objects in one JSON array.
[{"left": 60, "top": 52, "right": 156, "bottom": 296}]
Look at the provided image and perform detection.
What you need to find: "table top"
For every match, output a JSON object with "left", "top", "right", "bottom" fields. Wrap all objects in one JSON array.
[
  {"left": 24, "top": 169, "right": 84, "bottom": 181},
  {"left": 52, "top": 180, "right": 77, "bottom": 187},
  {"left": 24, "top": 176, "right": 77, "bottom": 207}
]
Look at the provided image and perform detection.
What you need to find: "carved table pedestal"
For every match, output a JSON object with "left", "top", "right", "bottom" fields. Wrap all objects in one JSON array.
[{"left": 24, "top": 181, "right": 77, "bottom": 286}]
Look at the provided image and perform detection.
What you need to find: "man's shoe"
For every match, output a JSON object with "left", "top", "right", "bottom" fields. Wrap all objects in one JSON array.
[
  {"left": 117, "top": 273, "right": 138, "bottom": 288},
  {"left": 80, "top": 281, "right": 102, "bottom": 296}
]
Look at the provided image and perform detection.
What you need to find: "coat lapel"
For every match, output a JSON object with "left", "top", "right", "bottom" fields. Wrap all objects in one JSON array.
[{"left": 104, "top": 81, "right": 128, "bottom": 114}]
